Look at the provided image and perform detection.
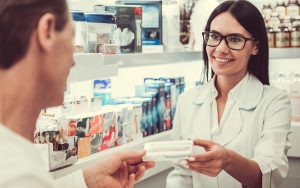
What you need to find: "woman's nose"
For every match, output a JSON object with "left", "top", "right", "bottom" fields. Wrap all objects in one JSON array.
[{"left": 215, "top": 38, "right": 230, "bottom": 53}]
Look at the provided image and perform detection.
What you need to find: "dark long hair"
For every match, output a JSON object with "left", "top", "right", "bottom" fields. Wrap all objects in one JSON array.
[
  {"left": 202, "top": 0, "right": 269, "bottom": 85},
  {"left": 0, "top": 0, "right": 69, "bottom": 69}
]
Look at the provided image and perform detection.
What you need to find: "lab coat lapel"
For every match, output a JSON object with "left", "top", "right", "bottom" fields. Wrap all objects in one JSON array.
[
  {"left": 218, "top": 74, "right": 263, "bottom": 146},
  {"left": 218, "top": 104, "right": 242, "bottom": 146},
  {"left": 191, "top": 81, "right": 213, "bottom": 140},
  {"left": 191, "top": 101, "right": 212, "bottom": 140}
]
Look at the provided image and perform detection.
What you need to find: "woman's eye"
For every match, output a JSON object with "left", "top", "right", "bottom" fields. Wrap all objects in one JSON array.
[
  {"left": 210, "top": 33, "right": 220, "bottom": 40},
  {"left": 228, "top": 36, "right": 243, "bottom": 43}
]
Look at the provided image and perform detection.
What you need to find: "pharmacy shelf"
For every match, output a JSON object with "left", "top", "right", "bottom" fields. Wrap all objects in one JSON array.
[
  {"left": 288, "top": 122, "right": 300, "bottom": 158},
  {"left": 269, "top": 48, "right": 300, "bottom": 59},
  {"left": 69, "top": 48, "right": 299, "bottom": 76},
  {"left": 68, "top": 53, "right": 118, "bottom": 83},
  {"left": 51, "top": 130, "right": 173, "bottom": 179},
  {"left": 103, "top": 48, "right": 300, "bottom": 68},
  {"left": 104, "top": 51, "right": 202, "bottom": 68}
]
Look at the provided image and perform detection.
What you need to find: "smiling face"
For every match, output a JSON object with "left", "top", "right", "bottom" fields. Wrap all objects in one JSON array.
[{"left": 206, "top": 12, "right": 258, "bottom": 81}]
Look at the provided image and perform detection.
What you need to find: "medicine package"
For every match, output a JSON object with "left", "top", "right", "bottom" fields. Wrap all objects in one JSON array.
[{"left": 143, "top": 140, "right": 193, "bottom": 161}]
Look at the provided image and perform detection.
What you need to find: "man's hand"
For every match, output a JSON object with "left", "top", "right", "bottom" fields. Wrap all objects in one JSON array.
[{"left": 83, "top": 150, "right": 155, "bottom": 188}]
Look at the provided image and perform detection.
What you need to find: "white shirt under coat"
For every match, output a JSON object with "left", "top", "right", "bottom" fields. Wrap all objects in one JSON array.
[
  {"left": 0, "top": 124, "right": 88, "bottom": 188},
  {"left": 166, "top": 73, "right": 291, "bottom": 188}
]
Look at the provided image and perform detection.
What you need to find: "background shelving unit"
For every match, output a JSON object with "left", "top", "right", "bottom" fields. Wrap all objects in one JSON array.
[
  {"left": 58, "top": 48, "right": 300, "bottom": 184},
  {"left": 51, "top": 130, "right": 173, "bottom": 179},
  {"left": 71, "top": 48, "right": 300, "bottom": 73},
  {"left": 102, "top": 48, "right": 300, "bottom": 68},
  {"left": 68, "top": 53, "right": 118, "bottom": 83},
  {"left": 104, "top": 51, "right": 202, "bottom": 67},
  {"left": 269, "top": 48, "right": 300, "bottom": 59}
]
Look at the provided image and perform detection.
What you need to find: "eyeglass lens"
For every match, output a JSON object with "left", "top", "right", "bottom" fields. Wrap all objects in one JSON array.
[{"left": 203, "top": 32, "right": 246, "bottom": 50}]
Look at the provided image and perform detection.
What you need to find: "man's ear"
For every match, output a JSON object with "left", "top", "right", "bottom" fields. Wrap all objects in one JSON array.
[
  {"left": 252, "top": 41, "right": 259, "bottom": 55},
  {"left": 36, "top": 13, "right": 57, "bottom": 52}
]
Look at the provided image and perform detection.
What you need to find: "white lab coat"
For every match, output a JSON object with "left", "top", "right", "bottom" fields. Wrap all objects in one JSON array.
[{"left": 166, "top": 73, "right": 291, "bottom": 188}]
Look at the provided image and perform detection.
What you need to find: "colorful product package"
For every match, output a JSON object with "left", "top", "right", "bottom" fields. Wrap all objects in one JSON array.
[
  {"left": 144, "top": 80, "right": 166, "bottom": 132},
  {"left": 95, "top": 4, "right": 143, "bottom": 53},
  {"left": 84, "top": 13, "right": 119, "bottom": 54},
  {"left": 94, "top": 79, "right": 112, "bottom": 105},
  {"left": 121, "top": 0, "right": 162, "bottom": 46},
  {"left": 34, "top": 114, "right": 78, "bottom": 171},
  {"left": 100, "top": 110, "right": 118, "bottom": 150}
]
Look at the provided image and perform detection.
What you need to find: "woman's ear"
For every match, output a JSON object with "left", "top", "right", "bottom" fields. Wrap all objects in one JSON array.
[{"left": 251, "top": 41, "right": 259, "bottom": 55}]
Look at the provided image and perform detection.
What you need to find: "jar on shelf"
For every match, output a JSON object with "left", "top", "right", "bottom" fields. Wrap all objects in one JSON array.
[
  {"left": 287, "top": 0, "right": 299, "bottom": 19},
  {"left": 283, "top": 16, "right": 293, "bottom": 30},
  {"left": 269, "top": 12, "right": 281, "bottom": 29},
  {"left": 291, "top": 16, "right": 300, "bottom": 47},
  {"left": 262, "top": 3, "right": 273, "bottom": 21},
  {"left": 267, "top": 26, "right": 276, "bottom": 48},
  {"left": 275, "top": 0, "right": 287, "bottom": 20},
  {"left": 275, "top": 23, "right": 291, "bottom": 47}
]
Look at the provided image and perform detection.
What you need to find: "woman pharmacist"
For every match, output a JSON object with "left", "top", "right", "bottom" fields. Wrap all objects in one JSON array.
[
  {"left": 166, "top": 1, "right": 291, "bottom": 188},
  {"left": 0, "top": 0, "right": 154, "bottom": 187}
]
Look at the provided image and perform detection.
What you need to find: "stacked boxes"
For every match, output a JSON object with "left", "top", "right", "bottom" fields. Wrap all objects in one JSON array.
[{"left": 34, "top": 115, "right": 78, "bottom": 171}]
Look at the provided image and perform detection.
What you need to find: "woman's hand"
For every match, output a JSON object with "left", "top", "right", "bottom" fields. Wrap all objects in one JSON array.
[{"left": 184, "top": 139, "right": 230, "bottom": 177}]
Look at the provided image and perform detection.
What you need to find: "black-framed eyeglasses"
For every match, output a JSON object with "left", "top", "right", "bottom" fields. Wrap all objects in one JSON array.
[{"left": 202, "top": 31, "right": 256, "bottom": 50}]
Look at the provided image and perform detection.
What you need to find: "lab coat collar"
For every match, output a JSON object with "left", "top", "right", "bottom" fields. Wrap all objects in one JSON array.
[
  {"left": 237, "top": 74, "right": 263, "bottom": 110},
  {"left": 192, "top": 73, "right": 263, "bottom": 110},
  {"left": 192, "top": 80, "right": 214, "bottom": 105}
]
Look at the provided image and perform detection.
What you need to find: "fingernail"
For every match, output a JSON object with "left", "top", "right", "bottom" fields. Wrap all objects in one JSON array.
[
  {"left": 180, "top": 160, "right": 187, "bottom": 165},
  {"left": 183, "top": 164, "right": 189, "bottom": 169},
  {"left": 188, "top": 157, "right": 195, "bottom": 161}
]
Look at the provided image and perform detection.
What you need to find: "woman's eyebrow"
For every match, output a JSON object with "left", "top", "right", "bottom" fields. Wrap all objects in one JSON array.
[{"left": 210, "top": 30, "right": 243, "bottom": 36}]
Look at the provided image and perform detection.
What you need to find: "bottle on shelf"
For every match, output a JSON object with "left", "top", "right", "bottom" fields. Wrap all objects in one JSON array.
[
  {"left": 269, "top": 12, "right": 281, "bottom": 29},
  {"left": 287, "top": 0, "right": 299, "bottom": 19},
  {"left": 275, "top": 0, "right": 287, "bottom": 20},
  {"left": 275, "top": 22, "right": 291, "bottom": 48},
  {"left": 291, "top": 16, "right": 300, "bottom": 47},
  {"left": 267, "top": 26, "right": 276, "bottom": 48},
  {"left": 262, "top": 3, "right": 273, "bottom": 21}
]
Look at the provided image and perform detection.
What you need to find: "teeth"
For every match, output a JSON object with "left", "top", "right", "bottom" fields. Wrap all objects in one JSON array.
[{"left": 215, "top": 57, "right": 231, "bottom": 63}]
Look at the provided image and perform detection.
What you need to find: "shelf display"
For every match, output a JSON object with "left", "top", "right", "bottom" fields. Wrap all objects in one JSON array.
[
  {"left": 34, "top": 114, "right": 78, "bottom": 171},
  {"left": 51, "top": 130, "right": 173, "bottom": 179},
  {"left": 121, "top": 0, "right": 163, "bottom": 46},
  {"left": 263, "top": 0, "right": 300, "bottom": 48},
  {"left": 42, "top": 0, "right": 300, "bottom": 183}
]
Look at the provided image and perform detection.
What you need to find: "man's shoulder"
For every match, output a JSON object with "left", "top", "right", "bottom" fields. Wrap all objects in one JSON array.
[{"left": 0, "top": 140, "right": 52, "bottom": 187}]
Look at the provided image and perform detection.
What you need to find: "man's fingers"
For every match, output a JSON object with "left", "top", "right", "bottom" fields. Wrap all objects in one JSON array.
[
  {"left": 128, "top": 161, "right": 155, "bottom": 174},
  {"left": 119, "top": 150, "right": 146, "bottom": 164},
  {"left": 144, "top": 161, "right": 155, "bottom": 169},
  {"left": 126, "top": 173, "right": 135, "bottom": 188},
  {"left": 135, "top": 165, "right": 146, "bottom": 182}
]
